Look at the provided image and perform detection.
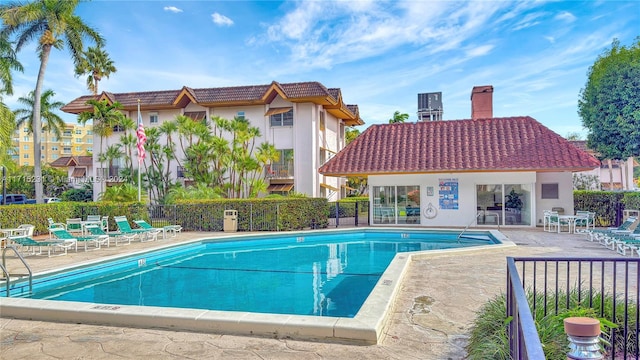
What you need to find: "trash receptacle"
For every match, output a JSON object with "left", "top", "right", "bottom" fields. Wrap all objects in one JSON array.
[{"left": 224, "top": 210, "right": 238, "bottom": 232}]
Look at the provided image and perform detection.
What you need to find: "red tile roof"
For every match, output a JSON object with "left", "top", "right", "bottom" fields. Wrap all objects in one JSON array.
[
  {"left": 50, "top": 156, "right": 93, "bottom": 168},
  {"left": 61, "top": 81, "right": 364, "bottom": 126},
  {"left": 318, "top": 117, "right": 601, "bottom": 176}
]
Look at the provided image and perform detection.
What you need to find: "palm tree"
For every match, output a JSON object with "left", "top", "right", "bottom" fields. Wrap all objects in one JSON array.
[
  {"left": 78, "top": 99, "right": 124, "bottom": 171},
  {"left": 0, "top": 33, "right": 22, "bottom": 161},
  {"left": 0, "top": 0, "right": 104, "bottom": 203},
  {"left": 388, "top": 110, "right": 409, "bottom": 124},
  {"left": 75, "top": 46, "right": 116, "bottom": 95},
  {"left": 14, "top": 89, "right": 65, "bottom": 163},
  {"left": 14, "top": 89, "right": 65, "bottom": 136}
]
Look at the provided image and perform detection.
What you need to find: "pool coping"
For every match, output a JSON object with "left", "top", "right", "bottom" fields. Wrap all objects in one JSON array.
[{"left": 0, "top": 228, "right": 515, "bottom": 344}]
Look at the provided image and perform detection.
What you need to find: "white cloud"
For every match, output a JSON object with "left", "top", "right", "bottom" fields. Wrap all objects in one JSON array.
[
  {"left": 545, "top": 36, "right": 556, "bottom": 43},
  {"left": 465, "top": 44, "right": 494, "bottom": 58},
  {"left": 211, "top": 13, "right": 234, "bottom": 27},
  {"left": 512, "top": 11, "right": 547, "bottom": 30},
  {"left": 555, "top": 11, "right": 576, "bottom": 22},
  {"left": 163, "top": 6, "right": 182, "bottom": 13},
  {"left": 261, "top": 1, "right": 512, "bottom": 72}
]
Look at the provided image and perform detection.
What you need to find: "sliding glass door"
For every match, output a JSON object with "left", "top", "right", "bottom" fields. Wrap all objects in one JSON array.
[{"left": 476, "top": 184, "right": 531, "bottom": 226}]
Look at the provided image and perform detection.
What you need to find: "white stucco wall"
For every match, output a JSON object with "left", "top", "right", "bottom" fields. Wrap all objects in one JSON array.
[
  {"left": 368, "top": 171, "right": 572, "bottom": 227},
  {"left": 536, "top": 171, "right": 574, "bottom": 224}
]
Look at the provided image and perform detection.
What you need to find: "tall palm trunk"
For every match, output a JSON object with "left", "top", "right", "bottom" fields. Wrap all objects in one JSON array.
[
  {"left": 32, "top": 44, "right": 52, "bottom": 203},
  {"left": 608, "top": 159, "right": 614, "bottom": 190}
]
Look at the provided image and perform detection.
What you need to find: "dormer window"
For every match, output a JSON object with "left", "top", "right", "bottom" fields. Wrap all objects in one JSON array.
[{"left": 268, "top": 108, "right": 293, "bottom": 127}]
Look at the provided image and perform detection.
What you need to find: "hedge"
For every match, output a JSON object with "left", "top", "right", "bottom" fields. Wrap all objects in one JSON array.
[
  {"left": 173, "top": 197, "right": 329, "bottom": 231},
  {"left": 574, "top": 190, "right": 640, "bottom": 227}
]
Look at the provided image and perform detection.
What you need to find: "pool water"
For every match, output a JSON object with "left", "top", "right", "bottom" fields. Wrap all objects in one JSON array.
[{"left": 9, "top": 230, "right": 497, "bottom": 318}]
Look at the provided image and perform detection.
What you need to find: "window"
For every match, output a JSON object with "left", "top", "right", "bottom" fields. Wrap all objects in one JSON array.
[
  {"left": 23, "top": 144, "right": 29, "bottom": 150},
  {"left": 63, "top": 147, "right": 72, "bottom": 154},
  {"left": 372, "top": 186, "right": 420, "bottom": 225},
  {"left": 87, "top": 130, "right": 93, "bottom": 135},
  {"left": 23, "top": 136, "right": 29, "bottom": 141},
  {"left": 52, "top": 146, "right": 58, "bottom": 151},
  {"left": 270, "top": 109, "right": 293, "bottom": 127},
  {"left": 75, "top": 129, "right": 82, "bottom": 134},
  {"left": 150, "top": 113, "right": 158, "bottom": 124},
  {"left": 23, "top": 154, "right": 29, "bottom": 158},
  {"left": 63, "top": 130, "right": 72, "bottom": 137},
  {"left": 87, "top": 147, "right": 92, "bottom": 153},
  {"left": 51, "top": 137, "right": 58, "bottom": 142},
  {"left": 76, "top": 138, "right": 82, "bottom": 143},
  {"left": 52, "top": 154, "right": 58, "bottom": 159},
  {"left": 237, "top": 111, "right": 245, "bottom": 120},
  {"left": 23, "top": 128, "right": 28, "bottom": 133},
  {"left": 319, "top": 111, "right": 325, "bottom": 130},
  {"left": 87, "top": 138, "right": 93, "bottom": 144},
  {"left": 177, "top": 166, "right": 185, "bottom": 178},
  {"left": 541, "top": 183, "right": 559, "bottom": 199},
  {"left": 76, "top": 146, "right": 82, "bottom": 151}
]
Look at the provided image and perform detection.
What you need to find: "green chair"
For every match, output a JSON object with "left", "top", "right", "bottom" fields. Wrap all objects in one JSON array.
[
  {"left": 49, "top": 227, "right": 108, "bottom": 251},
  {"left": 9, "top": 235, "right": 76, "bottom": 257},
  {"left": 133, "top": 220, "right": 181, "bottom": 239},
  {"left": 114, "top": 216, "right": 157, "bottom": 242},
  {"left": 85, "top": 224, "right": 135, "bottom": 246}
]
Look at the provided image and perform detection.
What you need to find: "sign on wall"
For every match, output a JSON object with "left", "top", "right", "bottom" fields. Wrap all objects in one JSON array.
[{"left": 439, "top": 178, "right": 459, "bottom": 210}]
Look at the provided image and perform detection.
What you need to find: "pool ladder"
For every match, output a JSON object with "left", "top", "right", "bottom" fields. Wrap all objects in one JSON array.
[{"left": 1, "top": 245, "right": 32, "bottom": 297}]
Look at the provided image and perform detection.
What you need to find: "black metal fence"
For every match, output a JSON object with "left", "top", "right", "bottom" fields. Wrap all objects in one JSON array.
[
  {"left": 327, "top": 200, "right": 370, "bottom": 227},
  {"left": 145, "top": 203, "right": 280, "bottom": 231},
  {"left": 507, "top": 257, "right": 639, "bottom": 359}
]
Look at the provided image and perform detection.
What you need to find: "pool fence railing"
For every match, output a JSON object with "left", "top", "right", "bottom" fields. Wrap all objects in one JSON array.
[{"left": 506, "top": 257, "right": 639, "bottom": 360}]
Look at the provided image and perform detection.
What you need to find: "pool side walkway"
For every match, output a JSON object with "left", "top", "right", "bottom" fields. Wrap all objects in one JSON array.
[{"left": 0, "top": 228, "right": 627, "bottom": 359}]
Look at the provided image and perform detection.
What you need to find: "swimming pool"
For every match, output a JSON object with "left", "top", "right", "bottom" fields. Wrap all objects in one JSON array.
[{"left": 0, "top": 228, "right": 512, "bottom": 343}]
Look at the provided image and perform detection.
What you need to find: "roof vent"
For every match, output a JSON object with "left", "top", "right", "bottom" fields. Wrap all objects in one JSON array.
[{"left": 417, "top": 92, "right": 443, "bottom": 121}]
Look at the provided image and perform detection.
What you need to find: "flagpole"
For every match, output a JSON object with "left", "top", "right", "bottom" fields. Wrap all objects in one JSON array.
[{"left": 137, "top": 99, "right": 141, "bottom": 202}]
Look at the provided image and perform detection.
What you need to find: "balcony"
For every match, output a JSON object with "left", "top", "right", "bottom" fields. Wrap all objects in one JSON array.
[{"left": 266, "top": 163, "right": 293, "bottom": 179}]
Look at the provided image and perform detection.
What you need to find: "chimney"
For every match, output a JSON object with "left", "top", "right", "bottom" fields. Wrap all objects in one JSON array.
[{"left": 471, "top": 85, "right": 493, "bottom": 120}]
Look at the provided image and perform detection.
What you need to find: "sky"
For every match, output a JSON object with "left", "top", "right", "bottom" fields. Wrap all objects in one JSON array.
[{"left": 5, "top": 0, "right": 640, "bottom": 138}]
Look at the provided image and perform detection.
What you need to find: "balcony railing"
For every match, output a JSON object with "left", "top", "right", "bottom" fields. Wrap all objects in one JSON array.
[{"left": 266, "top": 163, "right": 293, "bottom": 179}]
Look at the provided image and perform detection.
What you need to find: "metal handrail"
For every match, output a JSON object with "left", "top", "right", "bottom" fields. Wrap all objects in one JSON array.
[
  {"left": 457, "top": 212, "right": 482, "bottom": 242},
  {"left": 1, "top": 245, "right": 33, "bottom": 297}
]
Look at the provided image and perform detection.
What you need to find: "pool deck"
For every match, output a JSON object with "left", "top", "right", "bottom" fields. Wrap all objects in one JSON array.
[{"left": 0, "top": 227, "right": 629, "bottom": 359}]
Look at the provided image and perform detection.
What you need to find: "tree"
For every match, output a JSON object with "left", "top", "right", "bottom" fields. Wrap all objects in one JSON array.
[
  {"left": 14, "top": 89, "right": 65, "bottom": 136},
  {"left": 579, "top": 37, "right": 640, "bottom": 190},
  {"left": 0, "top": 33, "right": 22, "bottom": 162},
  {"left": 74, "top": 45, "right": 116, "bottom": 95},
  {"left": 14, "top": 89, "right": 65, "bottom": 163},
  {"left": 388, "top": 110, "right": 409, "bottom": 124},
  {"left": 565, "top": 132, "right": 583, "bottom": 141},
  {"left": 344, "top": 127, "right": 367, "bottom": 196},
  {"left": 78, "top": 99, "right": 124, "bottom": 176},
  {"left": 1, "top": 0, "right": 104, "bottom": 203}
]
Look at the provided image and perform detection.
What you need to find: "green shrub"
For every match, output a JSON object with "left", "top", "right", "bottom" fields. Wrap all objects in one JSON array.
[
  {"left": 173, "top": 197, "right": 328, "bottom": 231},
  {"left": 467, "top": 289, "right": 637, "bottom": 359},
  {"left": 328, "top": 197, "right": 368, "bottom": 218},
  {"left": 574, "top": 191, "right": 625, "bottom": 227}
]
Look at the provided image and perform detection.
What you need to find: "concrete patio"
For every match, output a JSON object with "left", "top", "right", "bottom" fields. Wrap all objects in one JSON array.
[{"left": 0, "top": 227, "right": 629, "bottom": 359}]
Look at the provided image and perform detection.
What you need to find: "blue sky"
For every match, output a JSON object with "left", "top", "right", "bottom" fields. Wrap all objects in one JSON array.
[{"left": 6, "top": 0, "right": 639, "bottom": 137}]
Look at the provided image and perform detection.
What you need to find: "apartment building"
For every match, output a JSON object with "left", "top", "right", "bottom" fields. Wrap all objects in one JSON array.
[
  {"left": 11, "top": 123, "right": 93, "bottom": 166},
  {"left": 62, "top": 81, "right": 364, "bottom": 201}
]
